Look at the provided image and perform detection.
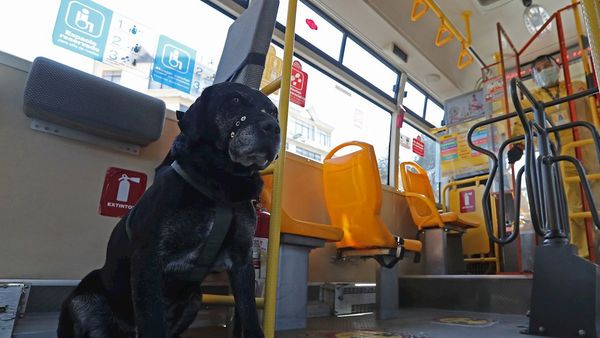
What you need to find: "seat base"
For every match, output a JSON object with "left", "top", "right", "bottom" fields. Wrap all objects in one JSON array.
[
  {"left": 422, "top": 228, "right": 466, "bottom": 275},
  {"left": 275, "top": 234, "right": 326, "bottom": 331}
]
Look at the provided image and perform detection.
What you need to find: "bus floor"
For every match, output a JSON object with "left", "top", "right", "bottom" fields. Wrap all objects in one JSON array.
[
  {"left": 189, "top": 308, "right": 528, "bottom": 338},
  {"left": 13, "top": 308, "right": 527, "bottom": 337}
]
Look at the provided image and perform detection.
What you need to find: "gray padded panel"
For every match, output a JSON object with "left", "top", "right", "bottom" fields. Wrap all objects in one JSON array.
[
  {"left": 214, "top": 0, "right": 279, "bottom": 88},
  {"left": 23, "top": 57, "right": 165, "bottom": 146}
]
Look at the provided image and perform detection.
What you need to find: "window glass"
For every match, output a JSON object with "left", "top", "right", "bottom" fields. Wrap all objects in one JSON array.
[
  {"left": 342, "top": 38, "right": 398, "bottom": 97},
  {"left": 268, "top": 46, "right": 392, "bottom": 184},
  {"left": 425, "top": 99, "right": 445, "bottom": 127},
  {"left": 398, "top": 123, "right": 440, "bottom": 201},
  {"left": 403, "top": 81, "right": 426, "bottom": 116},
  {"left": 0, "top": 0, "right": 233, "bottom": 111},
  {"left": 276, "top": 0, "right": 343, "bottom": 60}
]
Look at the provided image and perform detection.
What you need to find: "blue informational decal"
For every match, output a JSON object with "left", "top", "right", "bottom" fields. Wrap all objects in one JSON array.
[
  {"left": 52, "top": 0, "right": 113, "bottom": 60},
  {"left": 151, "top": 35, "right": 196, "bottom": 93}
]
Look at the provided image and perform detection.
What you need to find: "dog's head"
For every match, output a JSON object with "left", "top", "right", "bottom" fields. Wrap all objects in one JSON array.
[{"left": 175, "top": 82, "right": 281, "bottom": 172}]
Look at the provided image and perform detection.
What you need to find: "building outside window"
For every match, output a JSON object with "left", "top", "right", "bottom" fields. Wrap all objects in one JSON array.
[
  {"left": 268, "top": 45, "right": 392, "bottom": 184},
  {"left": 295, "top": 147, "right": 322, "bottom": 161},
  {"left": 398, "top": 122, "right": 440, "bottom": 200}
]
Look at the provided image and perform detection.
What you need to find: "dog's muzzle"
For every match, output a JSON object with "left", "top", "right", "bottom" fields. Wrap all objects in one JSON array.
[{"left": 228, "top": 114, "right": 280, "bottom": 169}]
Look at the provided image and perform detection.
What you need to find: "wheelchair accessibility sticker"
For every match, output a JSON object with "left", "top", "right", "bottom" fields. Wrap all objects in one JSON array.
[
  {"left": 151, "top": 35, "right": 196, "bottom": 93},
  {"left": 53, "top": 0, "right": 113, "bottom": 60}
]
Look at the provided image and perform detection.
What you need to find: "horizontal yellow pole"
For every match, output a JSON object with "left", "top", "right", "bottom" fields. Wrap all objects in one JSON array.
[
  {"left": 570, "top": 211, "right": 600, "bottom": 219},
  {"left": 201, "top": 294, "right": 265, "bottom": 309},
  {"left": 259, "top": 163, "right": 275, "bottom": 176},
  {"left": 564, "top": 173, "right": 600, "bottom": 183},
  {"left": 561, "top": 139, "right": 594, "bottom": 153},
  {"left": 260, "top": 77, "right": 282, "bottom": 96},
  {"left": 464, "top": 257, "right": 497, "bottom": 263},
  {"left": 441, "top": 175, "right": 489, "bottom": 212}
]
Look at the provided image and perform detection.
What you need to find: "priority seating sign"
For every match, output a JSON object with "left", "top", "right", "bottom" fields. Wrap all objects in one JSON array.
[
  {"left": 99, "top": 167, "right": 147, "bottom": 217},
  {"left": 290, "top": 60, "right": 308, "bottom": 107}
]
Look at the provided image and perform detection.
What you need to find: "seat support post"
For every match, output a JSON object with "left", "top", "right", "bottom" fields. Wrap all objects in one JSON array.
[
  {"left": 275, "top": 234, "right": 325, "bottom": 331},
  {"left": 423, "top": 228, "right": 466, "bottom": 274},
  {"left": 376, "top": 263, "right": 400, "bottom": 320}
]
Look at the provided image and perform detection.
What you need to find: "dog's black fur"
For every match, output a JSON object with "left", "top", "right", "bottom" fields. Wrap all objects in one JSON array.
[{"left": 57, "top": 82, "right": 280, "bottom": 338}]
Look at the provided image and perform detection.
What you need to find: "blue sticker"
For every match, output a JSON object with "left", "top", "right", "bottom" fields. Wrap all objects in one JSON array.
[
  {"left": 52, "top": 0, "right": 113, "bottom": 60},
  {"left": 151, "top": 35, "right": 196, "bottom": 93}
]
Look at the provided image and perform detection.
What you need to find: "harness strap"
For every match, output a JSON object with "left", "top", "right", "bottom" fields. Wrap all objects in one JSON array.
[{"left": 126, "top": 161, "right": 235, "bottom": 282}]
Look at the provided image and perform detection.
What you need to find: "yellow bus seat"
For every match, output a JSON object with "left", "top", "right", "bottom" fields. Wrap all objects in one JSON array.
[
  {"left": 259, "top": 177, "right": 343, "bottom": 242},
  {"left": 322, "top": 141, "right": 421, "bottom": 266},
  {"left": 400, "top": 161, "right": 480, "bottom": 231}
]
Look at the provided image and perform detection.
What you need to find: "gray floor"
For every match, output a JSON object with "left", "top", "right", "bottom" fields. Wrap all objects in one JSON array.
[{"left": 13, "top": 309, "right": 528, "bottom": 338}]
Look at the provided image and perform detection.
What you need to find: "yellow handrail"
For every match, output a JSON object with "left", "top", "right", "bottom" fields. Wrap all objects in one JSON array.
[
  {"left": 581, "top": 0, "right": 600, "bottom": 93},
  {"left": 411, "top": 0, "right": 474, "bottom": 69},
  {"left": 262, "top": 0, "right": 298, "bottom": 335},
  {"left": 441, "top": 175, "right": 489, "bottom": 213},
  {"left": 260, "top": 76, "right": 282, "bottom": 96},
  {"left": 201, "top": 294, "right": 265, "bottom": 308}
]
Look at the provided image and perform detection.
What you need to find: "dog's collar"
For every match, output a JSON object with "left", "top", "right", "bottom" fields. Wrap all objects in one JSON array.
[
  {"left": 229, "top": 115, "right": 247, "bottom": 139},
  {"left": 171, "top": 161, "right": 219, "bottom": 201}
]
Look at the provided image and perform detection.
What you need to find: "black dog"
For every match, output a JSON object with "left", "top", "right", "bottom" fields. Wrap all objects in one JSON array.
[{"left": 57, "top": 82, "right": 280, "bottom": 338}]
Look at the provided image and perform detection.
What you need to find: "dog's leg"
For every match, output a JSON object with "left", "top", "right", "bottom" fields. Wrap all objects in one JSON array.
[
  {"left": 166, "top": 292, "right": 202, "bottom": 338},
  {"left": 67, "top": 293, "right": 116, "bottom": 338},
  {"left": 229, "top": 261, "right": 264, "bottom": 338},
  {"left": 57, "top": 299, "right": 75, "bottom": 338},
  {"left": 131, "top": 248, "right": 167, "bottom": 338}
]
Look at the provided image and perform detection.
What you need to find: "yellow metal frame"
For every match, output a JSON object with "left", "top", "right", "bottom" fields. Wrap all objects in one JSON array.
[
  {"left": 441, "top": 174, "right": 489, "bottom": 213},
  {"left": 201, "top": 294, "right": 265, "bottom": 308},
  {"left": 411, "top": 0, "right": 473, "bottom": 69},
  {"left": 261, "top": 0, "right": 298, "bottom": 336},
  {"left": 580, "top": 0, "right": 600, "bottom": 88}
]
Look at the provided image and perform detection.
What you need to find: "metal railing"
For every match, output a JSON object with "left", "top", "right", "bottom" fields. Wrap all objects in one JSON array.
[{"left": 467, "top": 80, "right": 600, "bottom": 245}]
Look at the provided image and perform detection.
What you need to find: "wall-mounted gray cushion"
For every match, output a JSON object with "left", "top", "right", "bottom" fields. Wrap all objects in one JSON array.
[{"left": 23, "top": 57, "right": 165, "bottom": 146}]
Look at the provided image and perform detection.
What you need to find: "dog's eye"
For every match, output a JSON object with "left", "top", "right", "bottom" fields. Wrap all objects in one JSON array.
[{"left": 231, "top": 97, "right": 240, "bottom": 104}]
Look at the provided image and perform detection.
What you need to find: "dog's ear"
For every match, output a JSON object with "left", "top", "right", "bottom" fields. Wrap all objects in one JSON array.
[{"left": 178, "top": 85, "right": 216, "bottom": 142}]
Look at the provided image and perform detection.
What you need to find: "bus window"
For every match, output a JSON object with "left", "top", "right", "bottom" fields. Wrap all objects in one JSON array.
[
  {"left": 268, "top": 46, "right": 392, "bottom": 185},
  {"left": 276, "top": 0, "right": 344, "bottom": 60},
  {"left": 0, "top": 0, "right": 233, "bottom": 112},
  {"left": 342, "top": 38, "right": 398, "bottom": 98},
  {"left": 403, "top": 81, "right": 426, "bottom": 117},
  {"left": 398, "top": 123, "right": 440, "bottom": 200},
  {"left": 425, "top": 99, "right": 445, "bottom": 127}
]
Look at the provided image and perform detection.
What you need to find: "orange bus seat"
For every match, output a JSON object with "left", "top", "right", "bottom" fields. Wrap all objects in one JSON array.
[
  {"left": 399, "top": 161, "right": 479, "bottom": 231},
  {"left": 322, "top": 141, "right": 422, "bottom": 256},
  {"left": 260, "top": 175, "right": 343, "bottom": 243}
]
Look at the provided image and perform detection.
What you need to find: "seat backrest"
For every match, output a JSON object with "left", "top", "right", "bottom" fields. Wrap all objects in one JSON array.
[
  {"left": 213, "top": 0, "right": 279, "bottom": 89},
  {"left": 399, "top": 161, "right": 438, "bottom": 224},
  {"left": 322, "top": 142, "right": 397, "bottom": 249}
]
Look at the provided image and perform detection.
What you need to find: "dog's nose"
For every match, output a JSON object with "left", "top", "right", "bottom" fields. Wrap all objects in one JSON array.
[{"left": 259, "top": 119, "right": 280, "bottom": 135}]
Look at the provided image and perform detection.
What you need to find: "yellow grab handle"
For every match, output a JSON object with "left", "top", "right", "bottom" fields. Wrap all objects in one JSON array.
[
  {"left": 411, "top": 0, "right": 429, "bottom": 21},
  {"left": 435, "top": 20, "right": 453, "bottom": 47},
  {"left": 457, "top": 43, "right": 474, "bottom": 70}
]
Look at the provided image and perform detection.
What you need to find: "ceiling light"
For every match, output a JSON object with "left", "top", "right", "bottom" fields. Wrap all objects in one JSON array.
[{"left": 522, "top": 2, "right": 551, "bottom": 35}]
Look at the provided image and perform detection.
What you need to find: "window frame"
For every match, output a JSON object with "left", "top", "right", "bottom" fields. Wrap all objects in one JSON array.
[{"left": 274, "top": 0, "right": 401, "bottom": 104}]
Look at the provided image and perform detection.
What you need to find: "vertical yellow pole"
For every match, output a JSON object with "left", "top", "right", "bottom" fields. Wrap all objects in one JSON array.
[
  {"left": 580, "top": 0, "right": 600, "bottom": 88},
  {"left": 262, "top": 0, "right": 297, "bottom": 336},
  {"left": 571, "top": 0, "right": 600, "bottom": 129}
]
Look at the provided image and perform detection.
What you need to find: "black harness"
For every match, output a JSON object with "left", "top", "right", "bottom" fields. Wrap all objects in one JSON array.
[{"left": 125, "top": 161, "right": 234, "bottom": 282}]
